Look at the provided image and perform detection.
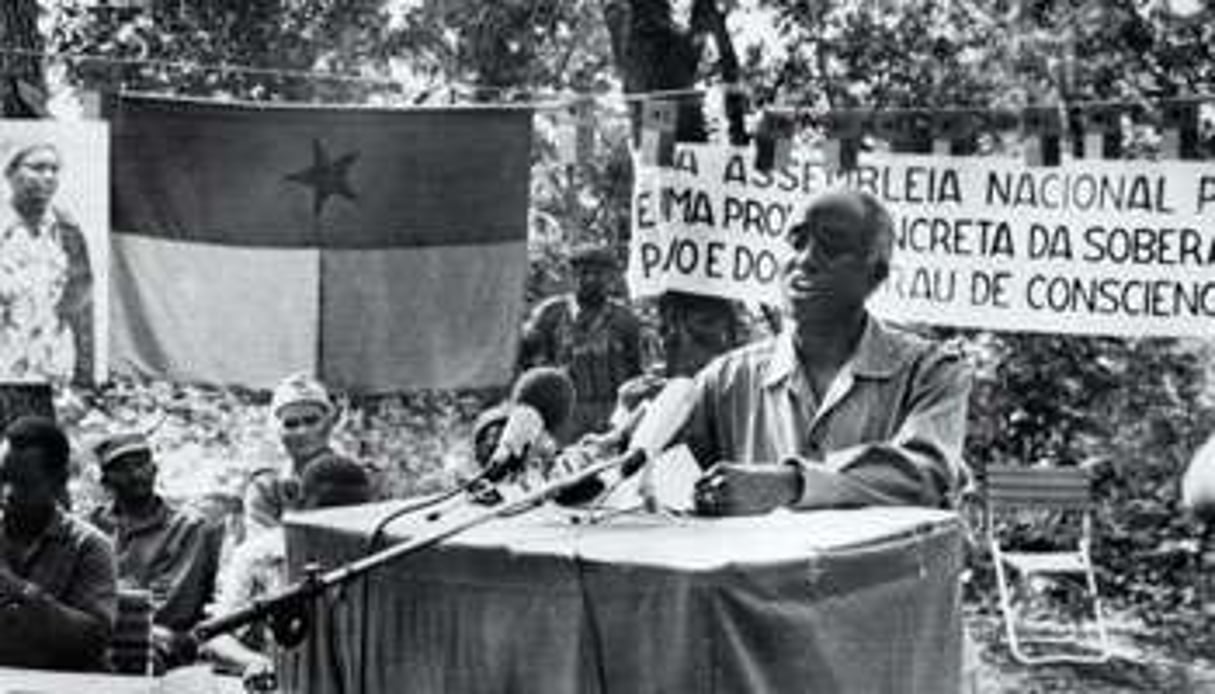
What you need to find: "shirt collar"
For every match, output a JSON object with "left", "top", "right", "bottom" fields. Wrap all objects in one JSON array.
[
  {"left": 0, "top": 205, "right": 55, "bottom": 241},
  {"left": 282, "top": 445, "right": 336, "bottom": 482},
  {"left": 39, "top": 506, "right": 71, "bottom": 544},
  {"left": 98, "top": 495, "right": 172, "bottom": 536},
  {"left": 2, "top": 506, "right": 70, "bottom": 567},
  {"left": 764, "top": 314, "right": 914, "bottom": 389}
]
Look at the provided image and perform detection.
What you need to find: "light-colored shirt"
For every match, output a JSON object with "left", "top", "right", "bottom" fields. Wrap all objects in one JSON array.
[
  {"left": 682, "top": 316, "right": 972, "bottom": 508},
  {"left": 208, "top": 528, "right": 286, "bottom": 654},
  {"left": 244, "top": 448, "right": 374, "bottom": 539},
  {"left": 0, "top": 208, "right": 73, "bottom": 381},
  {"left": 243, "top": 467, "right": 304, "bottom": 539}
]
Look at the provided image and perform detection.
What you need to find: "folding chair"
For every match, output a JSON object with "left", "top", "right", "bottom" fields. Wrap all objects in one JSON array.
[{"left": 983, "top": 464, "right": 1112, "bottom": 665}]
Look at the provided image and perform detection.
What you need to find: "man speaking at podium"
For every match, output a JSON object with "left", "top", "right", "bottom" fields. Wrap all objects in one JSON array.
[
  {"left": 683, "top": 190, "right": 973, "bottom": 516},
  {"left": 280, "top": 191, "right": 973, "bottom": 694}
]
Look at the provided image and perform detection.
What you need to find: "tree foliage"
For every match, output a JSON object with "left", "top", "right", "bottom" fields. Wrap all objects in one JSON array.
[
  {"left": 1, "top": 0, "right": 46, "bottom": 116},
  {"left": 48, "top": 0, "right": 397, "bottom": 101},
  {"left": 18, "top": 0, "right": 1215, "bottom": 652}
]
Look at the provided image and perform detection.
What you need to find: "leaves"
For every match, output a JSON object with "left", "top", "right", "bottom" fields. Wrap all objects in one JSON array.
[
  {"left": 23, "top": 0, "right": 1215, "bottom": 662},
  {"left": 60, "top": 374, "right": 495, "bottom": 521}
]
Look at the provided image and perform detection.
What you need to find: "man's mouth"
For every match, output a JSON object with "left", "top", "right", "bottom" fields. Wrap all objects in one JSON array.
[{"left": 785, "top": 275, "right": 823, "bottom": 295}]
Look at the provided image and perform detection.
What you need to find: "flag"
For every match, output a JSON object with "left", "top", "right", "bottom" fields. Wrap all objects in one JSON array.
[
  {"left": 109, "top": 95, "right": 533, "bottom": 393},
  {"left": 638, "top": 98, "right": 677, "bottom": 166}
]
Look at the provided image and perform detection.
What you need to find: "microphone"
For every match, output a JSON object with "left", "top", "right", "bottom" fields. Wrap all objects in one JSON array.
[
  {"left": 572, "top": 376, "right": 697, "bottom": 482},
  {"left": 1183, "top": 434, "right": 1215, "bottom": 522},
  {"left": 630, "top": 378, "right": 698, "bottom": 509},
  {"left": 550, "top": 377, "right": 696, "bottom": 508},
  {"left": 486, "top": 367, "right": 575, "bottom": 481}
]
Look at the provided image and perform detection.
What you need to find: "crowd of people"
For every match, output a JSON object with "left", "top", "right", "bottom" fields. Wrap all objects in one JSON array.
[
  {"left": 0, "top": 190, "right": 976, "bottom": 686},
  {"left": 0, "top": 374, "right": 372, "bottom": 688}
]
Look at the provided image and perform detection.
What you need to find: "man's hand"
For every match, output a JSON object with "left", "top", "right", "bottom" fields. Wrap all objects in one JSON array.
[
  {"left": 693, "top": 463, "right": 801, "bottom": 516},
  {"left": 0, "top": 557, "right": 28, "bottom": 599},
  {"left": 618, "top": 372, "right": 667, "bottom": 411},
  {"left": 242, "top": 656, "right": 276, "bottom": 693}
]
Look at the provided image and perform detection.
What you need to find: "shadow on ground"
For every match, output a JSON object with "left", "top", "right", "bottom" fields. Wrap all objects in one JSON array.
[{"left": 967, "top": 612, "right": 1215, "bottom": 693}]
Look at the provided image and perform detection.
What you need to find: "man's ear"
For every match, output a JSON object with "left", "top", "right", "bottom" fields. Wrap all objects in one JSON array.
[
  {"left": 870, "top": 259, "right": 890, "bottom": 285},
  {"left": 322, "top": 405, "right": 343, "bottom": 435}
]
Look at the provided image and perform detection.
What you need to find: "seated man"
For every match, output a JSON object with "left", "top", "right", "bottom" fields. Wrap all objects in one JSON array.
[
  {"left": 88, "top": 431, "right": 222, "bottom": 669},
  {"left": 245, "top": 373, "right": 344, "bottom": 537},
  {"left": 0, "top": 416, "right": 117, "bottom": 671},
  {"left": 683, "top": 190, "right": 973, "bottom": 515},
  {"left": 204, "top": 452, "right": 372, "bottom": 688}
]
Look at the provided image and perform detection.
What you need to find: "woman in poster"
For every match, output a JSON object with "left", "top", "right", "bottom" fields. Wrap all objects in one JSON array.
[{"left": 0, "top": 142, "right": 93, "bottom": 384}]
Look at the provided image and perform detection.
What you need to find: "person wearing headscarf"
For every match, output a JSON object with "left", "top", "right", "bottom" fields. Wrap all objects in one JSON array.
[
  {"left": 244, "top": 373, "right": 358, "bottom": 537},
  {"left": 0, "top": 142, "right": 93, "bottom": 384}
]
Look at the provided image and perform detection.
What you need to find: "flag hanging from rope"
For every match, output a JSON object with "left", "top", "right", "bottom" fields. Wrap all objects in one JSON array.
[{"left": 109, "top": 94, "right": 532, "bottom": 392}]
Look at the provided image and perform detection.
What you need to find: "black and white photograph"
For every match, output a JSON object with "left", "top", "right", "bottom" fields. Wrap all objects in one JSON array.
[
  {"left": 0, "top": 120, "right": 108, "bottom": 386},
  {"left": 1, "top": 1, "right": 1215, "bottom": 693}
]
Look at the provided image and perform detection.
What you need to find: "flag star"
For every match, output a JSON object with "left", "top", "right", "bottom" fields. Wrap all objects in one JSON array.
[{"left": 286, "top": 138, "right": 359, "bottom": 218}]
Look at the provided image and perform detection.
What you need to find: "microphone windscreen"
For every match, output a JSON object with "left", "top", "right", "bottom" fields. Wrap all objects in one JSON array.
[
  {"left": 493, "top": 404, "right": 545, "bottom": 462},
  {"left": 554, "top": 475, "right": 606, "bottom": 507},
  {"left": 630, "top": 377, "right": 697, "bottom": 457},
  {"left": 511, "top": 367, "right": 576, "bottom": 432}
]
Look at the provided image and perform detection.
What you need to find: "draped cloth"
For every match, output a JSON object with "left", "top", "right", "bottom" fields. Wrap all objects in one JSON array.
[
  {"left": 282, "top": 504, "right": 964, "bottom": 694},
  {"left": 109, "top": 95, "right": 532, "bottom": 392}
]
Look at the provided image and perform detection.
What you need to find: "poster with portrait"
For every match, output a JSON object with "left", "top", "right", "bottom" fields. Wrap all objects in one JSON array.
[{"left": 0, "top": 120, "right": 108, "bottom": 385}]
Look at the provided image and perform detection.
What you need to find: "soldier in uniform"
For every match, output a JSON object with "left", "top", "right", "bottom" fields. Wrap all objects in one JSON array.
[{"left": 519, "top": 244, "right": 643, "bottom": 443}]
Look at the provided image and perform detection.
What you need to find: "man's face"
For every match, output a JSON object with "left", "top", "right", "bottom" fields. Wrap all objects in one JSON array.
[
  {"left": 100, "top": 453, "right": 157, "bottom": 506},
  {"left": 1, "top": 444, "right": 60, "bottom": 523},
  {"left": 573, "top": 264, "right": 612, "bottom": 307},
  {"left": 661, "top": 305, "right": 735, "bottom": 377},
  {"left": 781, "top": 205, "right": 880, "bottom": 322},
  {"left": 277, "top": 402, "right": 333, "bottom": 466},
  {"left": 8, "top": 147, "right": 60, "bottom": 209}
]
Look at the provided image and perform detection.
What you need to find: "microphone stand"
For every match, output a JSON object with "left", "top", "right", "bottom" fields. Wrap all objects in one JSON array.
[{"left": 191, "top": 451, "right": 638, "bottom": 648}]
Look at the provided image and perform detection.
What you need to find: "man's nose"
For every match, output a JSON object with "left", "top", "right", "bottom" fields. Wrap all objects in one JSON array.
[{"left": 787, "top": 246, "right": 819, "bottom": 271}]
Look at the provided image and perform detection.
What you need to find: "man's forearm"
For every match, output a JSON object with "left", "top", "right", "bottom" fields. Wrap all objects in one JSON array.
[
  {"left": 203, "top": 633, "right": 270, "bottom": 675},
  {"left": 789, "top": 452, "right": 943, "bottom": 509},
  {"left": 16, "top": 585, "right": 111, "bottom": 663}
]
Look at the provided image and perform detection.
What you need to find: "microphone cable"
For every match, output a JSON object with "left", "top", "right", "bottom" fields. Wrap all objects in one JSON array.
[
  {"left": 353, "top": 452, "right": 535, "bottom": 694},
  {"left": 356, "top": 466, "right": 490, "bottom": 694},
  {"left": 361, "top": 467, "right": 497, "bottom": 554}
]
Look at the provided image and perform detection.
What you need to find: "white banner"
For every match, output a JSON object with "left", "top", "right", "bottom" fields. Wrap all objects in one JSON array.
[{"left": 628, "top": 145, "right": 1215, "bottom": 338}]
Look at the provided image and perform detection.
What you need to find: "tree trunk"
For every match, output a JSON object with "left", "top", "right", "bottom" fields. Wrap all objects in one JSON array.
[
  {"left": 1, "top": 0, "right": 46, "bottom": 117},
  {"left": 602, "top": 0, "right": 744, "bottom": 142},
  {"left": 602, "top": 0, "right": 753, "bottom": 377}
]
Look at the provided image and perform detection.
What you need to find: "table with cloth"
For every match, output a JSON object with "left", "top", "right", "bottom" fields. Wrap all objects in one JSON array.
[
  {"left": 279, "top": 502, "right": 964, "bottom": 694},
  {"left": 0, "top": 665, "right": 243, "bottom": 693}
]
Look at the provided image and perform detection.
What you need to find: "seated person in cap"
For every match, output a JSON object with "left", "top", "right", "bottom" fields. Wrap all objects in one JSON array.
[
  {"left": 0, "top": 416, "right": 117, "bottom": 671},
  {"left": 88, "top": 431, "right": 223, "bottom": 669},
  {"left": 680, "top": 191, "right": 973, "bottom": 515},
  {"left": 245, "top": 373, "right": 347, "bottom": 537},
  {"left": 204, "top": 453, "right": 372, "bottom": 688},
  {"left": 519, "top": 243, "right": 643, "bottom": 444}
]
